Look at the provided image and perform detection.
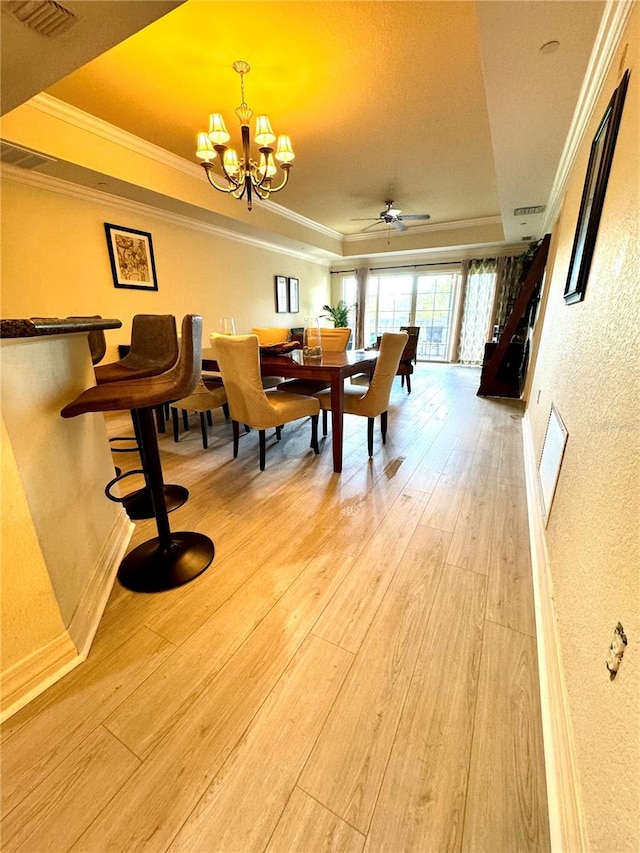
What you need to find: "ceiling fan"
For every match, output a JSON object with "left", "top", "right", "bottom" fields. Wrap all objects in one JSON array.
[{"left": 353, "top": 200, "right": 431, "bottom": 233}]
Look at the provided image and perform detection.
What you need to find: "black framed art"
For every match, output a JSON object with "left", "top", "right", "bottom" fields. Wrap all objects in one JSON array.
[
  {"left": 564, "top": 69, "right": 629, "bottom": 305},
  {"left": 104, "top": 223, "right": 158, "bottom": 291},
  {"left": 288, "top": 277, "right": 299, "bottom": 313},
  {"left": 275, "top": 275, "right": 288, "bottom": 313}
]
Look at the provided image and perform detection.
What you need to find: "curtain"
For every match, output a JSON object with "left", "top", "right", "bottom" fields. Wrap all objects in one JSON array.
[
  {"left": 493, "top": 255, "right": 524, "bottom": 332},
  {"left": 354, "top": 266, "right": 368, "bottom": 349},
  {"left": 457, "top": 258, "right": 498, "bottom": 364}
]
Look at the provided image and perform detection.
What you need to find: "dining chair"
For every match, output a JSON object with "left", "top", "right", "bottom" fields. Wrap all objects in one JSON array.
[
  {"left": 211, "top": 334, "right": 320, "bottom": 471},
  {"left": 251, "top": 326, "right": 291, "bottom": 388},
  {"left": 396, "top": 331, "right": 419, "bottom": 393},
  {"left": 251, "top": 327, "right": 291, "bottom": 345},
  {"left": 400, "top": 325, "right": 420, "bottom": 363},
  {"left": 315, "top": 331, "right": 408, "bottom": 457},
  {"left": 320, "top": 326, "right": 352, "bottom": 351},
  {"left": 170, "top": 379, "right": 229, "bottom": 449},
  {"left": 277, "top": 326, "right": 352, "bottom": 396}
]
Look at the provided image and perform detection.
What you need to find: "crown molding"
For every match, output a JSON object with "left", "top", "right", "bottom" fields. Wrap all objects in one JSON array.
[
  {"left": 1, "top": 164, "right": 331, "bottom": 266},
  {"left": 26, "top": 94, "right": 343, "bottom": 243},
  {"left": 344, "top": 215, "right": 503, "bottom": 243},
  {"left": 543, "top": 0, "right": 634, "bottom": 233},
  {"left": 332, "top": 240, "right": 528, "bottom": 271}
]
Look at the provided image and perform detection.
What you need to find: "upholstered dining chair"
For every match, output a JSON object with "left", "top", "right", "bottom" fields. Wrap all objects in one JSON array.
[
  {"left": 211, "top": 334, "right": 320, "bottom": 471},
  {"left": 251, "top": 326, "right": 291, "bottom": 389},
  {"left": 315, "top": 331, "right": 408, "bottom": 457},
  {"left": 277, "top": 326, "right": 352, "bottom": 396},
  {"left": 251, "top": 327, "right": 291, "bottom": 345},
  {"left": 170, "top": 379, "right": 229, "bottom": 449}
]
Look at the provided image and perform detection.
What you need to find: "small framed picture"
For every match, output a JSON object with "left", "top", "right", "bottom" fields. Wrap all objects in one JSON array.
[
  {"left": 104, "top": 223, "right": 158, "bottom": 291},
  {"left": 275, "top": 275, "right": 288, "bottom": 313},
  {"left": 288, "top": 277, "right": 299, "bottom": 313}
]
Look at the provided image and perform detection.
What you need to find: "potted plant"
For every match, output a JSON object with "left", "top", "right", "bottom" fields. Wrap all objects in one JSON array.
[{"left": 321, "top": 300, "right": 349, "bottom": 327}]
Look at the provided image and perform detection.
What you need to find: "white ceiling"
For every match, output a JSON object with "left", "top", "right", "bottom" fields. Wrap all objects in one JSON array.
[{"left": 1, "top": 0, "right": 606, "bottom": 256}]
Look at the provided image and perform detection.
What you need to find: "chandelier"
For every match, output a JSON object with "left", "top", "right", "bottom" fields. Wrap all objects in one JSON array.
[{"left": 196, "top": 60, "right": 295, "bottom": 211}]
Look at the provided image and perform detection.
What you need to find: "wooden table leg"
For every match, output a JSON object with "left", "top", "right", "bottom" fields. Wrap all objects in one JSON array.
[{"left": 330, "top": 377, "right": 344, "bottom": 473}]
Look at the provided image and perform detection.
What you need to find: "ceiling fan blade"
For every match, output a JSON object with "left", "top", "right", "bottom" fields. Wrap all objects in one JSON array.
[
  {"left": 360, "top": 220, "right": 385, "bottom": 232},
  {"left": 391, "top": 220, "right": 408, "bottom": 232},
  {"left": 351, "top": 217, "right": 381, "bottom": 221},
  {"left": 399, "top": 214, "right": 431, "bottom": 221}
]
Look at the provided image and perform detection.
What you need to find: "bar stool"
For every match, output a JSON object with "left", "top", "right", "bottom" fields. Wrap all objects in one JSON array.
[
  {"left": 61, "top": 315, "right": 214, "bottom": 592},
  {"left": 96, "top": 314, "right": 185, "bottom": 520}
]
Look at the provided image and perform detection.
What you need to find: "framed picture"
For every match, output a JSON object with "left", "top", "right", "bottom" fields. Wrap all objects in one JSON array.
[
  {"left": 275, "top": 275, "right": 288, "bottom": 313},
  {"left": 564, "top": 69, "right": 629, "bottom": 304},
  {"left": 288, "top": 277, "right": 299, "bottom": 313},
  {"left": 104, "top": 223, "right": 158, "bottom": 291}
]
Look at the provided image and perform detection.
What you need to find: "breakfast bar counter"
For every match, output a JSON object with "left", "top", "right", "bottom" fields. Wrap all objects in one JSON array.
[{"left": 1, "top": 316, "right": 132, "bottom": 720}]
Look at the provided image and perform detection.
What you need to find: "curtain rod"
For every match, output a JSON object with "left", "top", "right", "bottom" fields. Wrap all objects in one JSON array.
[{"left": 331, "top": 261, "right": 462, "bottom": 275}]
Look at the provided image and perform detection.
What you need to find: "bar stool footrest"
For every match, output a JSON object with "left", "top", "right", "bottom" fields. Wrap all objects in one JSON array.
[
  {"left": 118, "top": 532, "right": 215, "bottom": 592},
  {"left": 123, "top": 484, "right": 189, "bottom": 520}
]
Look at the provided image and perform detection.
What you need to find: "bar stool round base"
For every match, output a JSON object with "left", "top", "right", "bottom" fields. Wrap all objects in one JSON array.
[
  {"left": 122, "top": 484, "right": 188, "bottom": 520},
  {"left": 117, "top": 532, "right": 214, "bottom": 592}
]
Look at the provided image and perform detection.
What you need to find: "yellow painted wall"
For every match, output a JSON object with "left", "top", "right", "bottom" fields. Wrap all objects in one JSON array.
[
  {"left": 0, "top": 173, "right": 330, "bottom": 358},
  {"left": 526, "top": 9, "right": 639, "bottom": 850}
]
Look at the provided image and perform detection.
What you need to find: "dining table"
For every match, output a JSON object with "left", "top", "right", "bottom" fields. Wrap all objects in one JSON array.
[{"left": 201, "top": 346, "right": 378, "bottom": 473}]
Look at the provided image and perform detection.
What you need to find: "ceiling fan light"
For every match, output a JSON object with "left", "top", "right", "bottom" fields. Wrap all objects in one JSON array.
[
  {"left": 274, "top": 135, "right": 295, "bottom": 163},
  {"left": 208, "top": 113, "right": 230, "bottom": 145},
  {"left": 196, "top": 132, "right": 216, "bottom": 161},
  {"left": 223, "top": 148, "right": 239, "bottom": 175},
  {"left": 254, "top": 115, "right": 276, "bottom": 146}
]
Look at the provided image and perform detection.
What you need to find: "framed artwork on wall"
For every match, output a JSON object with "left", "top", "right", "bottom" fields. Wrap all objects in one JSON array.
[
  {"left": 104, "top": 223, "right": 158, "bottom": 291},
  {"left": 564, "top": 69, "right": 629, "bottom": 305},
  {"left": 288, "top": 277, "right": 299, "bottom": 313},
  {"left": 275, "top": 275, "right": 288, "bottom": 313}
]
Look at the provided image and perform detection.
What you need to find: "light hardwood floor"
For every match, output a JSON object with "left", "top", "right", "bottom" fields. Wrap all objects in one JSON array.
[{"left": 1, "top": 363, "right": 550, "bottom": 852}]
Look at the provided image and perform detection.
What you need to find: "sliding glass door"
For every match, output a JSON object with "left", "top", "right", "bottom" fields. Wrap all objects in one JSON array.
[{"left": 342, "top": 268, "right": 460, "bottom": 361}]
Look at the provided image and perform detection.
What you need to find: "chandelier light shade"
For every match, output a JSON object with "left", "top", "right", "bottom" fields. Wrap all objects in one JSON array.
[{"left": 196, "top": 60, "right": 294, "bottom": 210}]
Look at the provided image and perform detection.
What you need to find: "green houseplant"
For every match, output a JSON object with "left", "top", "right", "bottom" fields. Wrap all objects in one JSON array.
[{"left": 321, "top": 300, "right": 349, "bottom": 327}]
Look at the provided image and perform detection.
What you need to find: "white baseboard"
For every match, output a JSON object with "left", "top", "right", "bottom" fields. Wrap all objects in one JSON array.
[
  {"left": 68, "top": 509, "right": 134, "bottom": 658},
  {"left": 0, "top": 632, "right": 79, "bottom": 723},
  {"left": 522, "top": 412, "right": 587, "bottom": 852},
  {"left": 0, "top": 510, "right": 134, "bottom": 723}
]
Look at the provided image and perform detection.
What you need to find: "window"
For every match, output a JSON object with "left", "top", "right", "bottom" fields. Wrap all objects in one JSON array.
[{"left": 341, "top": 268, "right": 460, "bottom": 361}]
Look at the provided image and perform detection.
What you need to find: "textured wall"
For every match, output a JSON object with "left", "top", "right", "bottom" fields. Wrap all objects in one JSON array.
[{"left": 527, "top": 9, "right": 639, "bottom": 850}]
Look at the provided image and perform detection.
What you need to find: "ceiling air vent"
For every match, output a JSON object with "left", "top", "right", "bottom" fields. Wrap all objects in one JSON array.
[
  {"left": 514, "top": 205, "right": 546, "bottom": 217},
  {"left": 3, "top": 0, "right": 77, "bottom": 37},
  {"left": 0, "top": 140, "right": 56, "bottom": 170}
]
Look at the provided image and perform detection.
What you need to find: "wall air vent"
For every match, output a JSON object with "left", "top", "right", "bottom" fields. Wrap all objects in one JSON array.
[
  {"left": 2, "top": 0, "right": 77, "bottom": 37},
  {"left": 538, "top": 404, "right": 568, "bottom": 524},
  {"left": 514, "top": 205, "right": 546, "bottom": 216},
  {"left": 0, "top": 140, "right": 56, "bottom": 170}
]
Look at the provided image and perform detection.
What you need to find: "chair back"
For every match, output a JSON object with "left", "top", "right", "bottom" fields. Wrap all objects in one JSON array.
[
  {"left": 211, "top": 334, "right": 275, "bottom": 425},
  {"left": 359, "top": 332, "right": 408, "bottom": 417},
  {"left": 124, "top": 314, "right": 179, "bottom": 371},
  {"left": 320, "top": 327, "right": 351, "bottom": 351},
  {"left": 400, "top": 332, "right": 419, "bottom": 365},
  {"left": 251, "top": 327, "right": 290, "bottom": 345}
]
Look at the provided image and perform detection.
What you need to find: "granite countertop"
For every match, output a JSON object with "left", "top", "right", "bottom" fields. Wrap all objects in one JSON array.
[{"left": 0, "top": 318, "right": 122, "bottom": 339}]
